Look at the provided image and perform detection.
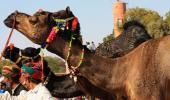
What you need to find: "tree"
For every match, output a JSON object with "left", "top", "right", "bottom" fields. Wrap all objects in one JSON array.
[
  {"left": 125, "top": 7, "right": 149, "bottom": 22},
  {"left": 124, "top": 7, "right": 168, "bottom": 38},
  {"left": 103, "top": 33, "right": 114, "bottom": 42},
  {"left": 164, "top": 11, "right": 170, "bottom": 34}
]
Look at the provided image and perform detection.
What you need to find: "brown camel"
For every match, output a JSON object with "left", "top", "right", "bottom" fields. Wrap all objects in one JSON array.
[
  {"left": 3, "top": 8, "right": 115, "bottom": 100},
  {"left": 4, "top": 7, "right": 170, "bottom": 100}
]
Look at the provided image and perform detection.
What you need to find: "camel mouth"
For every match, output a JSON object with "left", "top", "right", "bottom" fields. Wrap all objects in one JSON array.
[
  {"left": 4, "top": 18, "right": 14, "bottom": 28},
  {"left": 2, "top": 48, "right": 10, "bottom": 59}
]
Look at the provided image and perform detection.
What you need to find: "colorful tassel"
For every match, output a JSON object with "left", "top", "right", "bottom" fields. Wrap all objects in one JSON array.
[
  {"left": 46, "top": 27, "right": 59, "bottom": 43},
  {"left": 72, "top": 17, "right": 78, "bottom": 31}
]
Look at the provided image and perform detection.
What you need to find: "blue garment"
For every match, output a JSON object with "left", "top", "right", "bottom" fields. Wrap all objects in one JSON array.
[{"left": 0, "top": 90, "right": 5, "bottom": 93}]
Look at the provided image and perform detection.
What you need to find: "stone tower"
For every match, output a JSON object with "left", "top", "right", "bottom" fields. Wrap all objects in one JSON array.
[{"left": 113, "top": 0, "right": 126, "bottom": 37}]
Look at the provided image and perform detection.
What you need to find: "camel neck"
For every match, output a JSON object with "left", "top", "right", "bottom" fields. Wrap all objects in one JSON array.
[
  {"left": 78, "top": 53, "right": 129, "bottom": 92},
  {"left": 65, "top": 43, "right": 84, "bottom": 67},
  {"left": 45, "top": 35, "right": 130, "bottom": 92},
  {"left": 47, "top": 37, "right": 130, "bottom": 92}
]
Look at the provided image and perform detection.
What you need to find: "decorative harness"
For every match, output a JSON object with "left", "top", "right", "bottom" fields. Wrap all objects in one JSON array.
[
  {"left": 42, "top": 16, "right": 84, "bottom": 82},
  {"left": 15, "top": 50, "right": 35, "bottom": 64}
]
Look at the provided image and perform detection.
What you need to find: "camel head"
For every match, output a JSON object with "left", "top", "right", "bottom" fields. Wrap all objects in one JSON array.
[
  {"left": 4, "top": 7, "right": 80, "bottom": 45},
  {"left": 3, "top": 44, "right": 20, "bottom": 62},
  {"left": 3, "top": 44, "right": 41, "bottom": 65}
]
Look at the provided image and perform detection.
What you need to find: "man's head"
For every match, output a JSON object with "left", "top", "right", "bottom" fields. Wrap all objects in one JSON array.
[
  {"left": 1, "top": 64, "right": 20, "bottom": 91},
  {"left": 86, "top": 42, "right": 90, "bottom": 45},
  {"left": 20, "top": 62, "right": 43, "bottom": 90},
  {"left": 0, "top": 76, "right": 6, "bottom": 90},
  {"left": 2, "top": 64, "right": 20, "bottom": 84}
]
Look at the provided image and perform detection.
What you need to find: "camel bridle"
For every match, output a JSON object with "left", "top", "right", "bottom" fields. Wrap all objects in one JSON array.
[
  {"left": 0, "top": 11, "right": 18, "bottom": 60},
  {"left": 42, "top": 16, "right": 84, "bottom": 82}
]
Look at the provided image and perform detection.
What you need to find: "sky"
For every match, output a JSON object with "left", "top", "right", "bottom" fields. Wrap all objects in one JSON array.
[{"left": 0, "top": 0, "right": 170, "bottom": 56}]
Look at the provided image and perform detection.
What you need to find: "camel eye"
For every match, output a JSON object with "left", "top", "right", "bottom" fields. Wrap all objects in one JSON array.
[{"left": 29, "top": 16, "right": 38, "bottom": 24}]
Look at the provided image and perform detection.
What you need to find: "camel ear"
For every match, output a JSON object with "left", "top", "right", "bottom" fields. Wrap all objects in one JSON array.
[
  {"left": 66, "top": 6, "right": 71, "bottom": 14},
  {"left": 47, "top": 13, "right": 55, "bottom": 24}
]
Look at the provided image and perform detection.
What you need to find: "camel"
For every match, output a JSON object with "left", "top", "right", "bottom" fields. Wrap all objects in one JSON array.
[
  {"left": 3, "top": 45, "right": 84, "bottom": 98},
  {"left": 4, "top": 7, "right": 170, "bottom": 100}
]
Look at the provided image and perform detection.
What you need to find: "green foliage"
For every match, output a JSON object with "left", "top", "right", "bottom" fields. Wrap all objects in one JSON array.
[
  {"left": 146, "top": 19, "right": 168, "bottom": 38},
  {"left": 164, "top": 11, "right": 170, "bottom": 34},
  {"left": 124, "top": 7, "right": 169, "bottom": 38},
  {"left": 103, "top": 33, "right": 114, "bottom": 42},
  {"left": 125, "top": 7, "right": 148, "bottom": 22},
  {"left": 44, "top": 56, "right": 65, "bottom": 73},
  {"left": 165, "top": 11, "right": 170, "bottom": 26},
  {"left": 102, "top": 28, "right": 115, "bottom": 42}
]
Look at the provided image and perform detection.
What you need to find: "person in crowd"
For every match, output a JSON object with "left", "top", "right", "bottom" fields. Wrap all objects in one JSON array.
[
  {"left": 0, "top": 75, "right": 6, "bottom": 93},
  {"left": 86, "top": 41, "right": 96, "bottom": 52},
  {"left": 90, "top": 41, "right": 96, "bottom": 51},
  {"left": 86, "top": 42, "right": 90, "bottom": 49},
  {"left": 1, "top": 64, "right": 27, "bottom": 96},
  {"left": 12, "top": 62, "right": 54, "bottom": 100}
]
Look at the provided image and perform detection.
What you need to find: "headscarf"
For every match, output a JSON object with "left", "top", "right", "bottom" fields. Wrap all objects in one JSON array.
[
  {"left": 2, "top": 65, "right": 20, "bottom": 78},
  {"left": 21, "top": 62, "right": 42, "bottom": 81}
]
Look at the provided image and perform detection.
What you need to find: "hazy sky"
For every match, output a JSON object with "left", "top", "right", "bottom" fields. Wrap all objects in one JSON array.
[{"left": 0, "top": 0, "right": 170, "bottom": 56}]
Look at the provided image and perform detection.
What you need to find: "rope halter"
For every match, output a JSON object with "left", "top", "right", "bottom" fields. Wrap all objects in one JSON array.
[
  {"left": 0, "top": 10, "right": 18, "bottom": 60},
  {"left": 41, "top": 16, "right": 84, "bottom": 82}
]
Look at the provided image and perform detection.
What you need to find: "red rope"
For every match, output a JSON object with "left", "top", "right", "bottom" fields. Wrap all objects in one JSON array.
[
  {"left": 0, "top": 12, "right": 17, "bottom": 61},
  {"left": 72, "top": 17, "right": 78, "bottom": 31},
  {"left": 41, "top": 55, "right": 44, "bottom": 83},
  {"left": 40, "top": 49, "right": 45, "bottom": 83}
]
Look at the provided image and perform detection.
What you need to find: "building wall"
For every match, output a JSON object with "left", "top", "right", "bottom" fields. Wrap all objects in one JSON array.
[{"left": 113, "top": 2, "right": 126, "bottom": 37}]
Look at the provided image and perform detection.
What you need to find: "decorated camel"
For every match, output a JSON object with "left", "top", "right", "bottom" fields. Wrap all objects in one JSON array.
[
  {"left": 2, "top": 13, "right": 152, "bottom": 100},
  {"left": 4, "top": 7, "right": 170, "bottom": 100},
  {"left": 1, "top": 8, "right": 130, "bottom": 100},
  {"left": 2, "top": 8, "right": 119, "bottom": 100}
]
